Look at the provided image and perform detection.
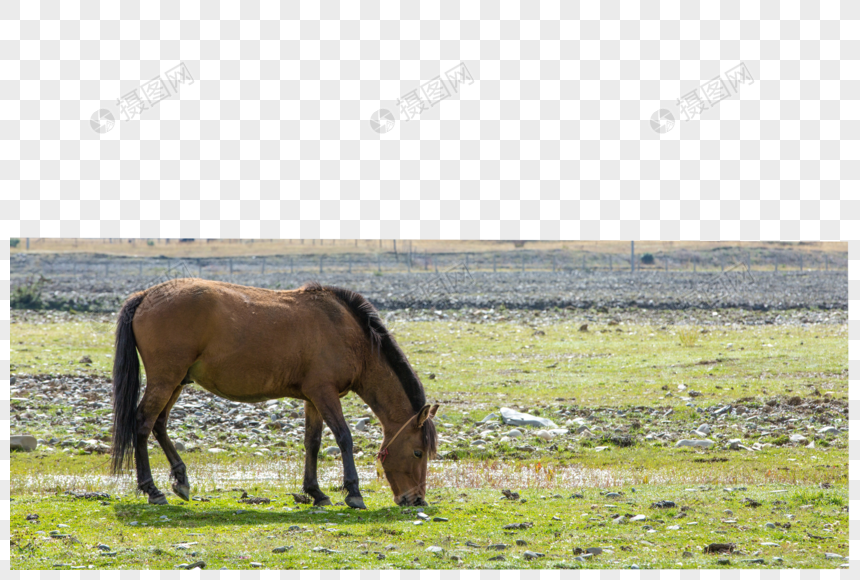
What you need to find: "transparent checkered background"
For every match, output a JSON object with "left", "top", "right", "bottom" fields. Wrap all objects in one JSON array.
[{"left": 1, "top": 0, "right": 858, "bottom": 575}]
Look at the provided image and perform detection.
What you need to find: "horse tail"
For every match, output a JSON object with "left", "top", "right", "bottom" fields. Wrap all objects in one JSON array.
[{"left": 111, "top": 292, "right": 145, "bottom": 475}]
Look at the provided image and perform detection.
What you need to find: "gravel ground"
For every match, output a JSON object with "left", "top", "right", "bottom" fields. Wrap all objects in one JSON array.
[
  {"left": 10, "top": 373, "right": 848, "bottom": 476},
  {"left": 11, "top": 254, "right": 847, "bottom": 313}
]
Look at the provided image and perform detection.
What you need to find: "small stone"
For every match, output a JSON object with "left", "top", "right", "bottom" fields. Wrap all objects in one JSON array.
[
  {"left": 534, "top": 430, "right": 553, "bottom": 441},
  {"left": 675, "top": 439, "right": 714, "bottom": 448},
  {"left": 727, "top": 439, "right": 742, "bottom": 450},
  {"left": 613, "top": 516, "right": 626, "bottom": 524},
  {"left": 272, "top": 546, "right": 292, "bottom": 553},
  {"left": 11, "top": 435, "right": 38, "bottom": 452},
  {"left": 824, "top": 553, "right": 846, "bottom": 560},
  {"left": 523, "top": 551, "right": 544, "bottom": 560},
  {"left": 516, "top": 539, "right": 528, "bottom": 546},
  {"left": 174, "top": 441, "right": 186, "bottom": 452},
  {"left": 717, "top": 558, "right": 731, "bottom": 565},
  {"left": 682, "top": 551, "right": 693, "bottom": 558},
  {"left": 789, "top": 434, "right": 806, "bottom": 443},
  {"left": 630, "top": 564, "right": 639, "bottom": 569},
  {"left": 288, "top": 525, "right": 301, "bottom": 531},
  {"left": 433, "top": 517, "right": 448, "bottom": 522},
  {"left": 818, "top": 426, "right": 839, "bottom": 435},
  {"left": 667, "top": 525, "right": 680, "bottom": 530},
  {"left": 471, "top": 440, "right": 487, "bottom": 447},
  {"left": 504, "top": 429, "right": 523, "bottom": 438},
  {"left": 488, "top": 555, "right": 505, "bottom": 561},
  {"left": 697, "top": 424, "right": 711, "bottom": 434},
  {"left": 761, "top": 542, "right": 780, "bottom": 547},
  {"left": 585, "top": 547, "right": 602, "bottom": 555},
  {"left": 743, "top": 558, "right": 765, "bottom": 564},
  {"left": 487, "top": 544, "right": 508, "bottom": 551},
  {"left": 324, "top": 446, "right": 341, "bottom": 456},
  {"left": 426, "top": 546, "right": 443, "bottom": 553},
  {"left": 765, "top": 522, "right": 775, "bottom": 529},
  {"left": 630, "top": 515, "right": 646, "bottom": 522}
]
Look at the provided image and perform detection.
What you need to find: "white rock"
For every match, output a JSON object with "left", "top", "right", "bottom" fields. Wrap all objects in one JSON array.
[
  {"left": 207, "top": 448, "right": 225, "bottom": 453},
  {"left": 11, "top": 435, "right": 37, "bottom": 452},
  {"left": 535, "top": 430, "right": 553, "bottom": 441},
  {"left": 426, "top": 546, "right": 443, "bottom": 553},
  {"left": 697, "top": 424, "right": 711, "bottom": 434},
  {"left": 324, "top": 446, "right": 341, "bottom": 456},
  {"left": 630, "top": 515, "right": 646, "bottom": 522},
  {"left": 818, "top": 426, "right": 839, "bottom": 435},
  {"left": 675, "top": 439, "right": 714, "bottom": 448},
  {"left": 500, "top": 408, "right": 558, "bottom": 429},
  {"left": 504, "top": 429, "right": 523, "bottom": 438},
  {"left": 727, "top": 439, "right": 742, "bottom": 450},
  {"left": 789, "top": 434, "right": 806, "bottom": 443}
]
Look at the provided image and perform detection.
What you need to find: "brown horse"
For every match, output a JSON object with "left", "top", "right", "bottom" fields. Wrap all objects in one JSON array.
[{"left": 111, "top": 278, "right": 438, "bottom": 508}]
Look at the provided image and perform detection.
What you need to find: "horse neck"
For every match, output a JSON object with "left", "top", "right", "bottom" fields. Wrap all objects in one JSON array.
[{"left": 354, "top": 364, "right": 417, "bottom": 436}]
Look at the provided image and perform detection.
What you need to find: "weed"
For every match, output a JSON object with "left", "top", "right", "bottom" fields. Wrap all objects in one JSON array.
[
  {"left": 11, "top": 276, "right": 48, "bottom": 310},
  {"left": 677, "top": 327, "right": 700, "bottom": 347}
]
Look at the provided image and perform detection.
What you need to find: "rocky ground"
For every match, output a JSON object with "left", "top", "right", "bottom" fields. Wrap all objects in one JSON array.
[
  {"left": 10, "top": 372, "right": 848, "bottom": 487},
  {"left": 11, "top": 253, "right": 847, "bottom": 313}
]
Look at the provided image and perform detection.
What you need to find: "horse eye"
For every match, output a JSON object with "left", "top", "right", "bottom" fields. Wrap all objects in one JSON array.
[{"left": 413, "top": 450, "right": 423, "bottom": 458}]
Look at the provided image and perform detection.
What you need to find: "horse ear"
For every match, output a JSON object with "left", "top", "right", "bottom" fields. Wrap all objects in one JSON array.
[
  {"left": 416, "top": 404, "right": 433, "bottom": 428},
  {"left": 417, "top": 403, "right": 440, "bottom": 427}
]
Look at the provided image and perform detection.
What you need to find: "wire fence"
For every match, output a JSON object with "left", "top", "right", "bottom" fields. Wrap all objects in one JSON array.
[{"left": 14, "top": 248, "right": 848, "bottom": 282}]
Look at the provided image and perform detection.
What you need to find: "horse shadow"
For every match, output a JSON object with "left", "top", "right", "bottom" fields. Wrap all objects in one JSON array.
[{"left": 110, "top": 501, "right": 437, "bottom": 529}]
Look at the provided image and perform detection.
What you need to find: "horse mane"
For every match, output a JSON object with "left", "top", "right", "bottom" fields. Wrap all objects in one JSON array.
[{"left": 302, "top": 282, "right": 437, "bottom": 457}]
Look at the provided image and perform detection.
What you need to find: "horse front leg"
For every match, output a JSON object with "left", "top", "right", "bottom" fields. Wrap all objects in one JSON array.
[
  {"left": 305, "top": 390, "right": 365, "bottom": 509},
  {"left": 302, "top": 401, "right": 332, "bottom": 507}
]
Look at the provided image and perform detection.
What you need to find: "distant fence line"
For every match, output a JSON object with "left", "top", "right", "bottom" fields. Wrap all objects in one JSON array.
[{"left": 14, "top": 250, "right": 848, "bottom": 282}]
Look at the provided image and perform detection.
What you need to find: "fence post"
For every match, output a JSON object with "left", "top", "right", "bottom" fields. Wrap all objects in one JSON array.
[
  {"left": 630, "top": 241, "right": 634, "bottom": 273},
  {"left": 26, "top": 238, "right": 29, "bottom": 250}
]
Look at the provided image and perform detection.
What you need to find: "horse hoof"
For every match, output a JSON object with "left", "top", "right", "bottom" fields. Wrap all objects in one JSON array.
[
  {"left": 148, "top": 494, "right": 168, "bottom": 505},
  {"left": 172, "top": 482, "right": 191, "bottom": 501},
  {"left": 345, "top": 496, "right": 367, "bottom": 510},
  {"left": 314, "top": 497, "right": 332, "bottom": 507}
]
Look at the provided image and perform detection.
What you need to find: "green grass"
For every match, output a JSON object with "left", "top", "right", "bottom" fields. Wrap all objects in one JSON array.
[
  {"left": 11, "top": 484, "right": 849, "bottom": 569},
  {"left": 10, "top": 312, "right": 849, "bottom": 569}
]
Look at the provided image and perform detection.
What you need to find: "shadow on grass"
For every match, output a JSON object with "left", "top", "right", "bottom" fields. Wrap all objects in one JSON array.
[{"left": 109, "top": 500, "right": 436, "bottom": 529}]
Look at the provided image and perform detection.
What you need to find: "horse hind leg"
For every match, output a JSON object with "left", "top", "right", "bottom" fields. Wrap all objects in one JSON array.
[
  {"left": 134, "top": 375, "right": 186, "bottom": 505},
  {"left": 152, "top": 384, "right": 190, "bottom": 501}
]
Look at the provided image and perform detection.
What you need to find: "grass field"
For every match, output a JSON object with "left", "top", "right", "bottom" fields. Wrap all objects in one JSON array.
[
  {"left": 10, "top": 238, "right": 847, "bottom": 259},
  {"left": 10, "top": 311, "right": 849, "bottom": 569}
]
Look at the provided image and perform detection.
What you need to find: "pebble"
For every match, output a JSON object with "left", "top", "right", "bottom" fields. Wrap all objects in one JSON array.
[
  {"left": 630, "top": 515, "right": 646, "bottom": 522},
  {"left": 717, "top": 558, "right": 731, "bottom": 565},
  {"left": 523, "top": 551, "right": 544, "bottom": 560},
  {"left": 765, "top": 523, "right": 776, "bottom": 529},
  {"left": 471, "top": 440, "right": 487, "bottom": 446},
  {"left": 789, "top": 434, "right": 807, "bottom": 443},
  {"left": 354, "top": 418, "right": 370, "bottom": 432},
  {"left": 250, "top": 562, "right": 262, "bottom": 568},
  {"left": 516, "top": 539, "right": 528, "bottom": 546},
  {"left": 630, "top": 564, "right": 639, "bottom": 569},
  {"left": 433, "top": 517, "right": 448, "bottom": 522},
  {"left": 818, "top": 426, "right": 839, "bottom": 435},
  {"left": 613, "top": 516, "right": 626, "bottom": 524},
  {"left": 727, "top": 439, "right": 742, "bottom": 450},
  {"left": 586, "top": 547, "right": 602, "bottom": 555},
  {"left": 426, "top": 546, "right": 443, "bottom": 553},
  {"left": 667, "top": 525, "right": 680, "bottom": 530},
  {"left": 11, "top": 435, "right": 38, "bottom": 452},
  {"left": 324, "top": 446, "right": 341, "bottom": 456},
  {"left": 534, "top": 430, "right": 553, "bottom": 441},
  {"left": 761, "top": 543, "right": 780, "bottom": 547},
  {"left": 487, "top": 544, "right": 508, "bottom": 551},
  {"left": 288, "top": 525, "right": 300, "bottom": 531},
  {"left": 824, "top": 553, "right": 846, "bottom": 560},
  {"left": 697, "top": 424, "right": 711, "bottom": 434},
  {"left": 272, "top": 546, "right": 292, "bottom": 553},
  {"left": 504, "top": 429, "right": 523, "bottom": 438},
  {"left": 488, "top": 555, "right": 505, "bottom": 561},
  {"left": 676, "top": 439, "right": 714, "bottom": 448},
  {"left": 605, "top": 492, "right": 621, "bottom": 498}
]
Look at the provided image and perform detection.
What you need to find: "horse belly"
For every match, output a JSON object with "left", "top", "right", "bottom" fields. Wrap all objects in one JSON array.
[{"left": 188, "top": 349, "right": 305, "bottom": 403}]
